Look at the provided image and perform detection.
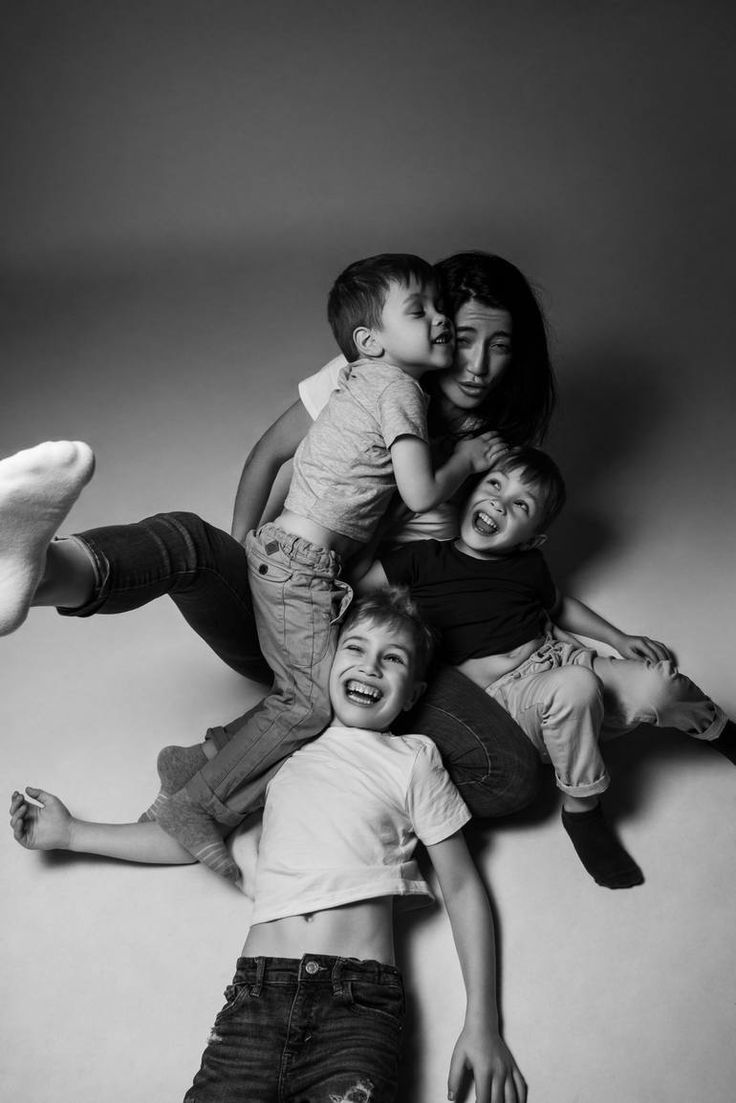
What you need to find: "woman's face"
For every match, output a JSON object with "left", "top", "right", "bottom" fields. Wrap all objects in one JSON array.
[{"left": 437, "top": 298, "right": 513, "bottom": 411}]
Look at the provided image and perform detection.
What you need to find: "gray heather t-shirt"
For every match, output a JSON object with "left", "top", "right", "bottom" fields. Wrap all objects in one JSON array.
[{"left": 284, "top": 358, "right": 429, "bottom": 543}]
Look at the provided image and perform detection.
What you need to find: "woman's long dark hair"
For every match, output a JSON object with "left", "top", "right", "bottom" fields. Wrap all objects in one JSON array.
[{"left": 429, "top": 251, "right": 556, "bottom": 446}]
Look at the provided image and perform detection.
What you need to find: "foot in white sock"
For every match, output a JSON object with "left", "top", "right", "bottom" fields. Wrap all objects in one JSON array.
[{"left": 0, "top": 441, "right": 95, "bottom": 635}]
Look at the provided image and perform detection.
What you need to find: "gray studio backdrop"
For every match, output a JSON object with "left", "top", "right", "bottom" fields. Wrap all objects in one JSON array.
[{"left": 2, "top": 4, "right": 735, "bottom": 1101}]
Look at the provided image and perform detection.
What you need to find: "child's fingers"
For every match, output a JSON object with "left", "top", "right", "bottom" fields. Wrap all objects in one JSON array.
[
  {"left": 9, "top": 801, "right": 28, "bottom": 834},
  {"left": 9, "top": 797, "right": 26, "bottom": 822},
  {"left": 511, "top": 1068, "right": 528, "bottom": 1103},
  {"left": 447, "top": 1048, "right": 464, "bottom": 1099},
  {"left": 11, "top": 811, "right": 29, "bottom": 842},
  {"left": 9, "top": 802, "right": 25, "bottom": 829},
  {"left": 24, "top": 786, "right": 47, "bottom": 805},
  {"left": 487, "top": 444, "right": 511, "bottom": 467},
  {"left": 639, "top": 638, "right": 672, "bottom": 663}
]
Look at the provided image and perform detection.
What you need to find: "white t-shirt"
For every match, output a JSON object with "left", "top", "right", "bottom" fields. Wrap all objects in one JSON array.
[
  {"left": 250, "top": 726, "right": 471, "bottom": 925},
  {"left": 298, "top": 357, "right": 459, "bottom": 545},
  {"left": 297, "top": 354, "right": 347, "bottom": 419}
]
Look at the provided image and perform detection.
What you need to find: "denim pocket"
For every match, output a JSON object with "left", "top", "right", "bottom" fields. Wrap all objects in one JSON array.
[
  {"left": 347, "top": 979, "right": 405, "bottom": 1025},
  {"left": 214, "top": 982, "right": 252, "bottom": 1023}
]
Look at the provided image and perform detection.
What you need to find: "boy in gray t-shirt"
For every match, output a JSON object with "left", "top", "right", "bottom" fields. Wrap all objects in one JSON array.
[{"left": 147, "top": 253, "right": 498, "bottom": 878}]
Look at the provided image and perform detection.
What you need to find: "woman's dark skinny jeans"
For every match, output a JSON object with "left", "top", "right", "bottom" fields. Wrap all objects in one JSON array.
[{"left": 65, "top": 512, "right": 540, "bottom": 819}]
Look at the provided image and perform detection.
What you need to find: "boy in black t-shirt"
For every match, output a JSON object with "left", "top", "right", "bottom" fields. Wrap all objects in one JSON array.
[{"left": 357, "top": 447, "right": 736, "bottom": 890}]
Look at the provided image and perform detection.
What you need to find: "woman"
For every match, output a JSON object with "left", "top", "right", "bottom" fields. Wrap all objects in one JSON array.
[{"left": 15, "top": 251, "right": 556, "bottom": 818}]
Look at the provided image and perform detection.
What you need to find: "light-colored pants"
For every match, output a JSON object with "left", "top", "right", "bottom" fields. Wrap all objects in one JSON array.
[
  {"left": 186, "top": 523, "right": 353, "bottom": 824},
  {"left": 486, "top": 635, "right": 727, "bottom": 797}
]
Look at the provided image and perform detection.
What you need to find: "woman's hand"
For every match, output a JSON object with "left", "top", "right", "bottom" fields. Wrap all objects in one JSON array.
[
  {"left": 448, "top": 1020, "right": 527, "bottom": 1103},
  {"left": 615, "top": 634, "right": 675, "bottom": 663},
  {"left": 9, "top": 787, "right": 73, "bottom": 851}
]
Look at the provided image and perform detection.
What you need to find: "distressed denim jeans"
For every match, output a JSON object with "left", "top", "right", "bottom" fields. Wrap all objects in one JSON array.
[
  {"left": 64, "top": 511, "right": 270, "bottom": 683},
  {"left": 185, "top": 955, "right": 404, "bottom": 1103}
]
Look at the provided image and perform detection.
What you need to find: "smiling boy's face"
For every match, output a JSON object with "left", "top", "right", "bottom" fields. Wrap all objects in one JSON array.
[
  {"left": 328, "top": 618, "right": 425, "bottom": 732},
  {"left": 367, "top": 276, "right": 453, "bottom": 377},
  {"left": 457, "top": 466, "right": 545, "bottom": 558}
]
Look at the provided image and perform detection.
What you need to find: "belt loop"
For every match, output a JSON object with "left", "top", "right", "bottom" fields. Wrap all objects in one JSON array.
[
  {"left": 249, "top": 957, "right": 266, "bottom": 998},
  {"left": 331, "top": 958, "right": 347, "bottom": 1000}
]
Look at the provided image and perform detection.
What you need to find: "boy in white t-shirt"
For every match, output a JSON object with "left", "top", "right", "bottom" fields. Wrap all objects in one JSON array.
[{"left": 10, "top": 589, "right": 528, "bottom": 1103}]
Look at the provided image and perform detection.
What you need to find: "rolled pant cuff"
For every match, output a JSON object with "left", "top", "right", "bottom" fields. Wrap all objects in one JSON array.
[
  {"left": 185, "top": 772, "right": 244, "bottom": 828},
  {"left": 556, "top": 770, "right": 611, "bottom": 798},
  {"left": 54, "top": 536, "right": 109, "bottom": 616},
  {"left": 690, "top": 706, "right": 729, "bottom": 743}
]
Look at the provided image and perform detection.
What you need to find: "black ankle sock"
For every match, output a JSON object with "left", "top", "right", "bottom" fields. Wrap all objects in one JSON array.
[
  {"left": 561, "top": 804, "right": 644, "bottom": 890},
  {"left": 710, "top": 720, "right": 736, "bottom": 765}
]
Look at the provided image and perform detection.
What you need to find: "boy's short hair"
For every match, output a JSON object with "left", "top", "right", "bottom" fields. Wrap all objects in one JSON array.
[
  {"left": 327, "top": 253, "right": 436, "bottom": 362},
  {"left": 340, "top": 585, "right": 436, "bottom": 681},
  {"left": 492, "top": 446, "right": 567, "bottom": 532}
]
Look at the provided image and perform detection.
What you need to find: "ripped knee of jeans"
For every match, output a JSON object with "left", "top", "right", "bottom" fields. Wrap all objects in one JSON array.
[{"left": 329, "top": 1078, "right": 375, "bottom": 1103}]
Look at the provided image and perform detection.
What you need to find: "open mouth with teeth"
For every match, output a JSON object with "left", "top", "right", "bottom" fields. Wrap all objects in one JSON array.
[
  {"left": 432, "top": 332, "right": 452, "bottom": 345},
  {"left": 344, "top": 679, "right": 383, "bottom": 705},
  {"left": 473, "top": 509, "right": 501, "bottom": 536}
]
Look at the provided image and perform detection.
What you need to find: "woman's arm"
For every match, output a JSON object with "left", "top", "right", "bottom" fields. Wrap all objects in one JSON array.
[
  {"left": 230, "top": 400, "right": 312, "bottom": 544},
  {"left": 427, "top": 830, "right": 527, "bottom": 1103},
  {"left": 390, "top": 433, "right": 496, "bottom": 514},
  {"left": 10, "top": 787, "right": 195, "bottom": 865},
  {"left": 553, "top": 593, "right": 675, "bottom": 662}
]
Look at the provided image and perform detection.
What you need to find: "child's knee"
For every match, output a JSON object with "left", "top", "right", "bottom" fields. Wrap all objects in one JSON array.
[
  {"left": 550, "top": 665, "right": 603, "bottom": 709},
  {"left": 633, "top": 659, "right": 683, "bottom": 713}
]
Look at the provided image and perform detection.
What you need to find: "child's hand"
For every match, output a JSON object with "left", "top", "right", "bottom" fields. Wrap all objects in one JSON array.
[
  {"left": 455, "top": 432, "right": 511, "bottom": 476},
  {"left": 616, "top": 634, "right": 675, "bottom": 664},
  {"left": 9, "top": 787, "right": 73, "bottom": 851},
  {"left": 448, "top": 1022, "right": 527, "bottom": 1103},
  {"left": 483, "top": 432, "right": 514, "bottom": 471}
]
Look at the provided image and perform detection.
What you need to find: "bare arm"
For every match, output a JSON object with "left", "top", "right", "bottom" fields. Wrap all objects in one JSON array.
[
  {"left": 553, "top": 593, "right": 675, "bottom": 662},
  {"left": 428, "top": 831, "right": 527, "bottom": 1103},
  {"left": 230, "top": 400, "right": 312, "bottom": 544},
  {"left": 351, "top": 559, "right": 389, "bottom": 594},
  {"left": 390, "top": 433, "right": 497, "bottom": 515},
  {"left": 10, "top": 787, "right": 194, "bottom": 865}
]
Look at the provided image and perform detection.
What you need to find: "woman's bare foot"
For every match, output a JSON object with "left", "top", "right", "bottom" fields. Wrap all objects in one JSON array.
[{"left": 0, "top": 441, "right": 95, "bottom": 634}]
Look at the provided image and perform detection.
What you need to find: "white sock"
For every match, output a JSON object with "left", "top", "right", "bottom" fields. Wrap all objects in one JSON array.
[{"left": 0, "top": 441, "right": 95, "bottom": 634}]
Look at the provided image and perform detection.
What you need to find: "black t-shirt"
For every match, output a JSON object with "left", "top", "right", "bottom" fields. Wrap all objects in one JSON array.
[{"left": 381, "top": 540, "right": 557, "bottom": 665}]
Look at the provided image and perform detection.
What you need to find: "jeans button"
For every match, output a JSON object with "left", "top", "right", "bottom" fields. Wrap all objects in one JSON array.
[
  {"left": 258, "top": 564, "right": 268, "bottom": 575},
  {"left": 305, "top": 960, "right": 320, "bottom": 975}
]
